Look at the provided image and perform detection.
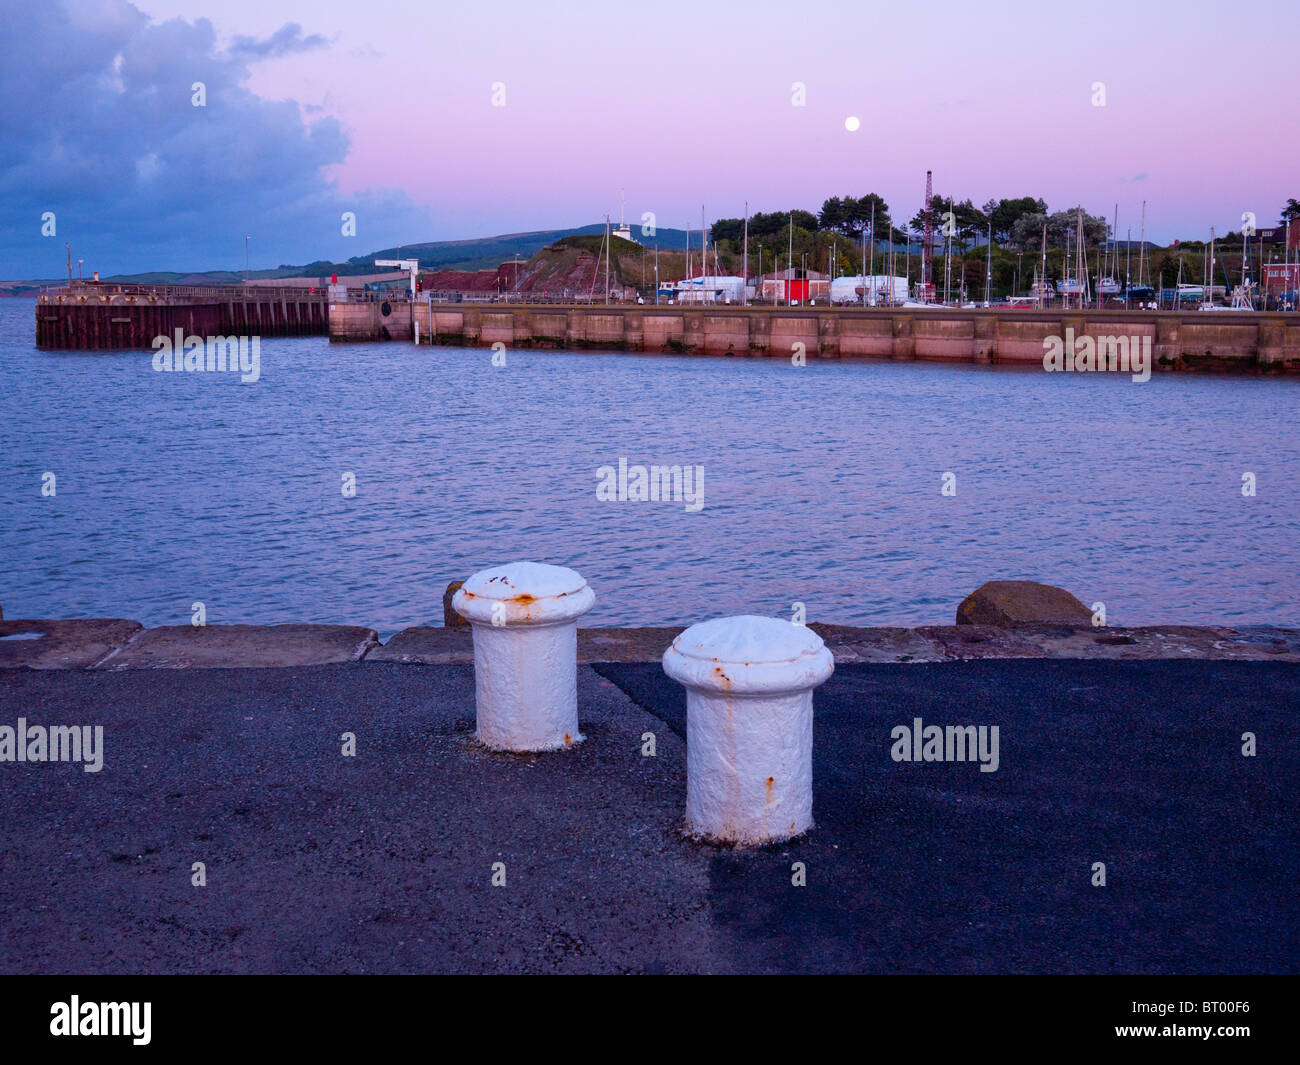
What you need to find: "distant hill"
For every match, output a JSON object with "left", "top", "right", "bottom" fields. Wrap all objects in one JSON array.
[
  {"left": 41, "top": 224, "right": 698, "bottom": 287},
  {"left": 415, "top": 233, "right": 714, "bottom": 297},
  {"left": 358, "top": 224, "right": 694, "bottom": 273}
]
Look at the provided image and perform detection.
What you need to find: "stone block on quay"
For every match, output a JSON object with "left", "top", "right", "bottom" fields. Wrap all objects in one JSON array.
[
  {"left": 956, "top": 580, "right": 1093, "bottom": 627},
  {"left": 0, "top": 618, "right": 144, "bottom": 670},
  {"left": 915, "top": 625, "right": 1047, "bottom": 660},
  {"left": 1017, "top": 624, "right": 1300, "bottom": 661},
  {"left": 366, "top": 627, "right": 475, "bottom": 664},
  {"left": 94, "top": 624, "right": 377, "bottom": 670},
  {"left": 577, "top": 627, "right": 685, "bottom": 663},
  {"left": 808, "top": 624, "right": 949, "bottom": 663}
]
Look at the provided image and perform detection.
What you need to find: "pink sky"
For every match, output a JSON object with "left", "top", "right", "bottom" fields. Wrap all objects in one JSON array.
[{"left": 121, "top": 0, "right": 1300, "bottom": 244}]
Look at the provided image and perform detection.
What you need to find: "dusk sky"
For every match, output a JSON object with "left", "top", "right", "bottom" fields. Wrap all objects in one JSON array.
[{"left": 4, "top": 0, "right": 1297, "bottom": 277}]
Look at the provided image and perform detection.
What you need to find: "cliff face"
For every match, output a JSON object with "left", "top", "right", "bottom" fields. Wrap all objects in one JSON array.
[{"left": 418, "top": 237, "right": 721, "bottom": 296}]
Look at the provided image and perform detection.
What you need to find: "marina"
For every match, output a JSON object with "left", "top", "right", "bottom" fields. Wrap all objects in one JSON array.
[
  {"left": 4, "top": 0, "right": 1297, "bottom": 994},
  {"left": 3, "top": 296, "right": 1296, "bottom": 632},
  {"left": 30, "top": 283, "right": 1300, "bottom": 372}
]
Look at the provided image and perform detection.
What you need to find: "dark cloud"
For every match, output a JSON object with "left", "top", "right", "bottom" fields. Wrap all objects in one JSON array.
[
  {"left": 0, "top": 1, "right": 428, "bottom": 277},
  {"left": 228, "top": 23, "right": 329, "bottom": 59}
]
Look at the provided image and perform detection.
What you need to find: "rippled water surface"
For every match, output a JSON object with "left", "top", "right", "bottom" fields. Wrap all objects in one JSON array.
[{"left": 2, "top": 297, "right": 1296, "bottom": 633}]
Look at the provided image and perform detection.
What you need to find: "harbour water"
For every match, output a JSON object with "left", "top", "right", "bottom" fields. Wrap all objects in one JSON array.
[{"left": 1, "top": 297, "right": 1296, "bottom": 633}]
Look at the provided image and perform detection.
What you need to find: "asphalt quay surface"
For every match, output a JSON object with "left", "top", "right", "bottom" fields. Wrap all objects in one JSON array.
[{"left": 0, "top": 659, "right": 1295, "bottom": 973}]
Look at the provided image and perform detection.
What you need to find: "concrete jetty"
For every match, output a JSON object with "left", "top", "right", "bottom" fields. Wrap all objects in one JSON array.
[
  {"left": 3, "top": 614, "right": 1298, "bottom": 670},
  {"left": 329, "top": 300, "right": 1300, "bottom": 372},
  {"left": 33, "top": 285, "right": 1300, "bottom": 371},
  {"left": 1, "top": 626, "right": 1295, "bottom": 974},
  {"left": 3, "top": 575, "right": 1296, "bottom": 974}
]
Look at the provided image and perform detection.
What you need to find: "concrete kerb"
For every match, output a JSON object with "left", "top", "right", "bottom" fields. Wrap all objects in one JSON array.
[
  {"left": 2, "top": 619, "right": 1299, "bottom": 671},
  {"left": 2, "top": 616, "right": 1300, "bottom": 665}
]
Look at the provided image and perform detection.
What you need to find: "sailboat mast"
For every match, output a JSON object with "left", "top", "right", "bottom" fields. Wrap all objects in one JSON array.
[
  {"left": 1077, "top": 209, "right": 1087, "bottom": 307},
  {"left": 701, "top": 205, "right": 706, "bottom": 303},
  {"left": 944, "top": 197, "right": 953, "bottom": 304},
  {"left": 742, "top": 201, "right": 749, "bottom": 306},
  {"left": 1064, "top": 227, "right": 1071, "bottom": 309},
  {"left": 788, "top": 212, "right": 793, "bottom": 307},
  {"left": 1138, "top": 200, "right": 1147, "bottom": 289},
  {"left": 985, "top": 222, "right": 992, "bottom": 306},
  {"left": 1041, "top": 222, "right": 1048, "bottom": 309},
  {"left": 1125, "top": 228, "right": 1132, "bottom": 309},
  {"left": 868, "top": 203, "right": 875, "bottom": 305},
  {"left": 1110, "top": 203, "right": 1118, "bottom": 293}
]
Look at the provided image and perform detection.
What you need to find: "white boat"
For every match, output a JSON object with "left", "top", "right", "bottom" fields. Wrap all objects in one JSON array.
[
  {"left": 830, "top": 274, "right": 909, "bottom": 305},
  {"left": 669, "top": 275, "right": 746, "bottom": 304}
]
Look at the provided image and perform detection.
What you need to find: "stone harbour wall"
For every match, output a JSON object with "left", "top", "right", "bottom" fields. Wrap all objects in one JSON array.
[{"left": 329, "top": 302, "right": 1300, "bottom": 372}]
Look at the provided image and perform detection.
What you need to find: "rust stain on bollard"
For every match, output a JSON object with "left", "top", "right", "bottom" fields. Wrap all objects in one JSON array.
[
  {"left": 663, "top": 615, "right": 833, "bottom": 845},
  {"left": 452, "top": 561, "right": 595, "bottom": 752}
]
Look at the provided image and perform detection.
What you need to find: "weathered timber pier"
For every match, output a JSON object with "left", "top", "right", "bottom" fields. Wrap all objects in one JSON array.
[
  {"left": 329, "top": 300, "right": 1300, "bottom": 372},
  {"left": 35, "top": 282, "right": 328, "bottom": 349}
]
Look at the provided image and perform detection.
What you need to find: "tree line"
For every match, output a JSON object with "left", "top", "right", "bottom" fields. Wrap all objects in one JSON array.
[{"left": 711, "top": 196, "right": 1300, "bottom": 253}]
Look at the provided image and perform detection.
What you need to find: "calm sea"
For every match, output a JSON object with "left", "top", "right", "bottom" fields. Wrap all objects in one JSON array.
[{"left": 1, "top": 297, "right": 1296, "bottom": 634}]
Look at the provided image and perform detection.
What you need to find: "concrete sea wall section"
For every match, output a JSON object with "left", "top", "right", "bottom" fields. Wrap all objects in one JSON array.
[
  {"left": 3, "top": 616, "right": 1299, "bottom": 670},
  {"left": 327, "top": 301, "right": 1300, "bottom": 371}
]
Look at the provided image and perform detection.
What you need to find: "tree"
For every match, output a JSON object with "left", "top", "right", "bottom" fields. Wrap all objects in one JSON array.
[
  {"left": 985, "top": 197, "right": 1049, "bottom": 243},
  {"left": 710, "top": 218, "right": 744, "bottom": 243},
  {"left": 1011, "top": 212, "right": 1049, "bottom": 251},
  {"left": 912, "top": 196, "right": 986, "bottom": 250},
  {"left": 711, "top": 210, "right": 817, "bottom": 243},
  {"left": 1045, "top": 208, "right": 1108, "bottom": 248},
  {"left": 1011, "top": 208, "right": 1108, "bottom": 250},
  {"left": 1280, "top": 198, "right": 1300, "bottom": 225},
  {"left": 820, "top": 194, "right": 890, "bottom": 239},
  {"left": 818, "top": 196, "right": 847, "bottom": 235}
]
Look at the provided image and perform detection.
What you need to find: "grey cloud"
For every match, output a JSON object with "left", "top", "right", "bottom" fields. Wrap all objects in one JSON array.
[
  {"left": 0, "top": 1, "right": 427, "bottom": 277},
  {"left": 228, "top": 22, "right": 329, "bottom": 59}
]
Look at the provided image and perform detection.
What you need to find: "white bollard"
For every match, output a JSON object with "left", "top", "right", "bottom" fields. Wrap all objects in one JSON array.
[
  {"left": 452, "top": 561, "right": 595, "bottom": 752},
  {"left": 662, "top": 615, "right": 834, "bottom": 845}
]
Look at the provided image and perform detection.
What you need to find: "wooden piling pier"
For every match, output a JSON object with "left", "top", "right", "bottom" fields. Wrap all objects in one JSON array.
[{"left": 35, "top": 283, "right": 329, "bottom": 350}]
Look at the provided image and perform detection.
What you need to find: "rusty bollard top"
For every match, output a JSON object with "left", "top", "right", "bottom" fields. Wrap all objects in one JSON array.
[
  {"left": 452, "top": 562, "right": 596, "bottom": 629},
  {"left": 662, "top": 614, "right": 834, "bottom": 696}
]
